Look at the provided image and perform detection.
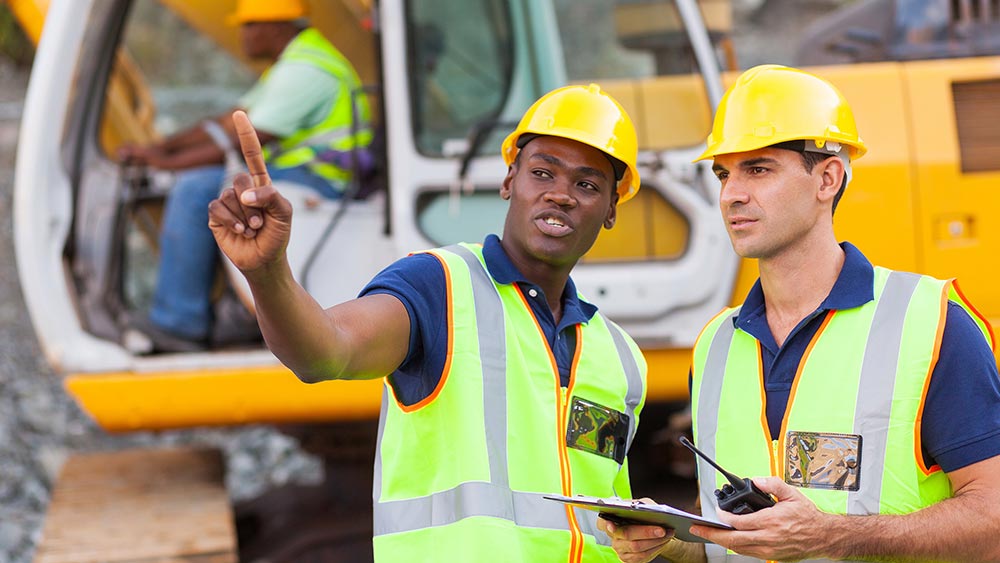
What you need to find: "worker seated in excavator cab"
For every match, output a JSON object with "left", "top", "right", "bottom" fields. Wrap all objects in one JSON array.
[{"left": 116, "top": 0, "right": 375, "bottom": 354}]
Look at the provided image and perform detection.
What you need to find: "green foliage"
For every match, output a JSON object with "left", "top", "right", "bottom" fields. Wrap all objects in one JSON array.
[{"left": 0, "top": 5, "right": 33, "bottom": 67}]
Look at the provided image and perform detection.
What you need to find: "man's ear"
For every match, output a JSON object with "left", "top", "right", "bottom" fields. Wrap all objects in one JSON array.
[
  {"left": 500, "top": 166, "right": 514, "bottom": 200},
  {"left": 604, "top": 191, "right": 619, "bottom": 229},
  {"left": 816, "top": 156, "right": 844, "bottom": 204}
]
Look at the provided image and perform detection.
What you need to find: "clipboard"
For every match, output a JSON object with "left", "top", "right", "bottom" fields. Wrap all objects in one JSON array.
[{"left": 543, "top": 494, "right": 733, "bottom": 543}]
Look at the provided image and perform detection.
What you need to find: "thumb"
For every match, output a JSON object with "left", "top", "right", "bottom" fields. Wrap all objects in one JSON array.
[
  {"left": 234, "top": 172, "right": 292, "bottom": 220},
  {"left": 233, "top": 173, "right": 260, "bottom": 206}
]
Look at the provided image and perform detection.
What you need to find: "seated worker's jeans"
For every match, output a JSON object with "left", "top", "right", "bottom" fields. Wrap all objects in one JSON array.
[{"left": 150, "top": 164, "right": 340, "bottom": 341}]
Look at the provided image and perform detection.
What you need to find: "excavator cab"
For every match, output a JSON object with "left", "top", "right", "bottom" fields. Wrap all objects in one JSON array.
[
  {"left": 17, "top": 2, "right": 734, "bottom": 559},
  {"left": 15, "top": 0, "right": 736, "bottom": 432},
  {"left": 16, "top": 0, "right": 1000, "bottom": 560}
]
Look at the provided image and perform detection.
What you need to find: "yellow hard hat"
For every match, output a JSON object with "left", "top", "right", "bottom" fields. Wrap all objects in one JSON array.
[
  {"left": 502, "top": 84, "right": 641, "bottom": 204},
  {"left": 227, "top": 0, "right": 308, "bottom": 26},
  {"left": 696, "top": 64, "right": 867, "bottom": 161}
]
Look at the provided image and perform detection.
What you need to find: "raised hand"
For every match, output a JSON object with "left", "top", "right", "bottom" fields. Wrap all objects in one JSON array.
[{"left": 208, "top": 110, "right": 293, "bottom": 274}]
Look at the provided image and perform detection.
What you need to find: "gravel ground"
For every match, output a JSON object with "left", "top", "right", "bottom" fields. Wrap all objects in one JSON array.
[{"left": 0, "top": 58, "right": 322, "bottom": 563}]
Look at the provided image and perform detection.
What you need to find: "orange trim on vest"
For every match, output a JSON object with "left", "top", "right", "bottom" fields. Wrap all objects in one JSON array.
[
  {"left": 570, "top": 323, "right": 583, "bottom": 388},
  {"left": 915, "top": 284, "right": 949, "bottom": 476},
  {"left": 755, "top": 341, "right": 776, "bottom": 477},
  {"left": 777, "top": 310, "right": 835, "bottom": 479},
  {"left": 568, "top": 323, "right": 585, "bottom": 562},
  {"left": 396, "top": 250, "right": 454, "bottom": 413},
  {"left": 951, "top": 279, "right": 995, "bottom": 350},
  {"left": 513, "top": 284, "right": 583, "bottom": 562}
]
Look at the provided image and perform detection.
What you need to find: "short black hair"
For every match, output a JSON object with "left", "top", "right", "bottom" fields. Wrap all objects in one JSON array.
[{"left": 771, "top": 141, "right": 847, "bottom": 214}]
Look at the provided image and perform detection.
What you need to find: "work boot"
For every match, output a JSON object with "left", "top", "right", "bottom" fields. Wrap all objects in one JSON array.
[{"left": 122, "top": 314, "right": 208, "bottom": 354}]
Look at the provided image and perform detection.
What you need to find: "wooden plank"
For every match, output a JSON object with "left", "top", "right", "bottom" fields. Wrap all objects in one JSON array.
[{"left": 34, "top": 447, "right": 237, "bottom": 563}]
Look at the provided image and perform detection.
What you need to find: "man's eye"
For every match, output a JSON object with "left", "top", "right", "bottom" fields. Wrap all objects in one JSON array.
[{"left": 532, "top": 169, "right": 552, "bottom": 178}]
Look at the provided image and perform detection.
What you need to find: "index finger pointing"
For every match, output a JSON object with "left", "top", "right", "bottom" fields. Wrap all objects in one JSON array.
[{"left": 232, "top": 110, "right": 271, "bottom": 188}]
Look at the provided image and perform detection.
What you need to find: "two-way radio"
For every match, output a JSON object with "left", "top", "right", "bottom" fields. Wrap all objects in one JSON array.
[{"left": 679, "top": 436, "right": 776, "bottom": 515}]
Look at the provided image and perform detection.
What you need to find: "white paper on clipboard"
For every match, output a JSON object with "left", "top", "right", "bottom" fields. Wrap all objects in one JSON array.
[{"left": 543, "top": 494, "right": 733, "bottom": 543}]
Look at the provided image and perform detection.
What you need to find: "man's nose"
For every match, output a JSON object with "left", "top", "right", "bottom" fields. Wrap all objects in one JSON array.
[
  {"left": 719, "top": 177, "right": 749, "bottom": 206},
  {"left": 544, "top": 180, "right": 577, "bottom": 207}
]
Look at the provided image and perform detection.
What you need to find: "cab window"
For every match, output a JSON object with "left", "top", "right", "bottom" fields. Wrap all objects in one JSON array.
[
  {"left": 406, "top": 0, "right": 514, "bottom": 157},
  {"left": 100, "top": 2, "right": 256, "bottom": 154}
]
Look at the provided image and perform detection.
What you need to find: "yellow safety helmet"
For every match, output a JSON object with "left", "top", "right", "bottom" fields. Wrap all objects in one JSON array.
[
  {"left": 502, "top": 84, "right": 641, "bottom": 204},
  {"left": 227, "top": 0, "right": 308, "bottom": 26},
  {"left": 696, "top": 64, "right": 867, "bottom": 161}
]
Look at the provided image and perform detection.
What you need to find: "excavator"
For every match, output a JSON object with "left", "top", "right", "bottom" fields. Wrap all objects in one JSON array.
[{"left": 9, "top": 0, "right": 1000, "bottom": 560}]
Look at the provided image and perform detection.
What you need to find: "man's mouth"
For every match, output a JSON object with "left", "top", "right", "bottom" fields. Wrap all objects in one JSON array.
[
  {"left": 536, "top": 213, "right": 573, "bottom": 236},
  {"left": 728, "top": 216, "right": 757, "bottom": 230}
]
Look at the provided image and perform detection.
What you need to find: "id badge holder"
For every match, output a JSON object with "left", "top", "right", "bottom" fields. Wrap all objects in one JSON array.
[
  {"left": 566, "top": 396, "right": 629, "bottom": 464},
  {"left": 785, "top": 431, "right": 862, "bottom": 491}
]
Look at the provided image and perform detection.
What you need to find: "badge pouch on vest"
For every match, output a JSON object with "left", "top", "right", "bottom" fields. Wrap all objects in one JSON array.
[
  {"left": 565, "top": 396, "right": 629, "bottom": 464},
  {"left": 786, "top": 431, "right": 862, "bottom": 491}
]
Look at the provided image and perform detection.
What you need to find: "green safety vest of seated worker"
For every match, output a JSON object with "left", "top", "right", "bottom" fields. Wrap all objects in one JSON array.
[{"left": 244, "top": 26, "right": 372, "bottom": 187}]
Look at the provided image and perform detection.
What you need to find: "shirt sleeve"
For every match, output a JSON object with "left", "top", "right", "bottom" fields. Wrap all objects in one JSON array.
[
  {"left": 359, "top": 253, "right": 449, "bottom": 407},
  {"left": 921, "top": 302, "right": 1000, "bottom": 472},
  {"left": 241, "top": 61, "right": 340, "bottom": 138}
]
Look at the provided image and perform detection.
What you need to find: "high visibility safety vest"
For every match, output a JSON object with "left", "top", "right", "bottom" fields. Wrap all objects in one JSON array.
[
  {"left": 263, "top": 28, "right": 373, "bottom": 187},
  {"left": 691, "top": 267, "right": 993, "bottom": 563},
  {"left": 372, "top": 243, "right": 647, "bottom": 563}
]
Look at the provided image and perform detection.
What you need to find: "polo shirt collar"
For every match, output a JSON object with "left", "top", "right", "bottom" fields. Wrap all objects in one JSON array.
[
  {"left": 735, "top": 241, "right": 875, "bottom": 328},
  {"left": 482, "top": 234, "right": 598, "bottom": 324}
]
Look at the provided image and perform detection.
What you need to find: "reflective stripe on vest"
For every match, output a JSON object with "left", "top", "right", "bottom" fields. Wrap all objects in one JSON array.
[
  {"left": 691, "top": 268, "right": 990, "bottom": 563},
  {"left": 372, "top": 243, "right": 646, "bottom": 562},
  {"left": 262, "top": 28, "right": 372, "bottom": 184}
]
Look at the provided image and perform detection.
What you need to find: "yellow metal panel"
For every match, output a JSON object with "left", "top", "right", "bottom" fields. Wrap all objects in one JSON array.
[
  {"left": 585, "top": 187, "right": 689, "bottom": 262},
  {"left": 636, "top": 73, "right": 714, "bottom": 150},
  {"left": 805, "top": 63, "right": 919, "bottom": 272},
  {"left": 728, "top": 257, "right": 759, "bottom": 307},
  {"left": 639, "top": 348, "right": 691, "bottom": 403},
  {"left": 7, "top": 0, "right": 47, "bottom": 44},
  {"left": 66, "top": 351, "right": 696, "bottom": 432},
  {"left": 903, "top": 57, "right": 1000, "bottom": 320},
  {"left": 65, "top": 366, "right": 385, "bottom": 432},
  {"left": 603, "top": 73, "right": 721, "bottom": 152}
]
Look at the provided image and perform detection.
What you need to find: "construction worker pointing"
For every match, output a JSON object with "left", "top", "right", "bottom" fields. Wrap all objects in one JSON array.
[
  {"left": 603, "top": 64, "right": 1000, "bottom": 563},
  {"left": 209, "top": 84, "right": 647, "bottom": 562}
]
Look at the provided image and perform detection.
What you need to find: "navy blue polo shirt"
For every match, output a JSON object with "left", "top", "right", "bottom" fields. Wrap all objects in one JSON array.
[
  {"left": 733, "top": 242, "right": 1000, "bottom": 472},
  {"left": 359, "top": 234, "right": 598, "bottom": 406}
]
